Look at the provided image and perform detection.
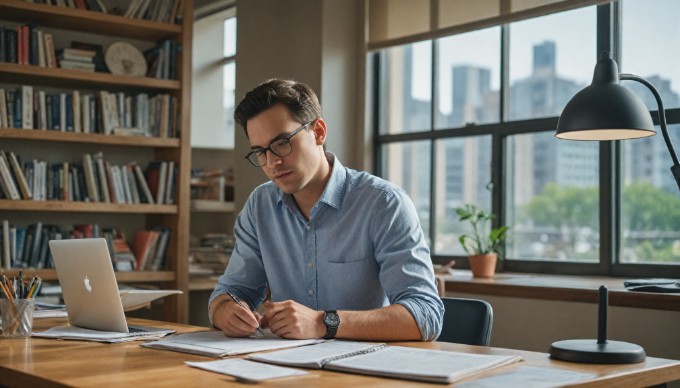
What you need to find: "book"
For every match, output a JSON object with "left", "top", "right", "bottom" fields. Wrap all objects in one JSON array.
[
  {"left": 185, "top": 359, "right": 309, "bottom": 382},
  {"left": 141, "top": 330, "right": 325, "bottom": 358},
  {"left": 7, "top": 151, "right": 32, "bottom": 199},
  {"left": 132, "top": 230, "right": 159, "bottom": 270},
  {"left": 248, "top": 342, "right": 523, "bottom": 384},
  {"left": 112, "top": 238, "right": 136, "bottom": 271}
]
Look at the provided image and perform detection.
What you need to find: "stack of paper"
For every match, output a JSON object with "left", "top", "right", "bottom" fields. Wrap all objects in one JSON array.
[{"left": 32, "top": 325, "right": 175, "bottom": 343}]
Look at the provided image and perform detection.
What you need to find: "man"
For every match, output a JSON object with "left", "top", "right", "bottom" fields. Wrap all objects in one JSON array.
[{"left": 209, "top": 78, "right": 443, "bottom": 341}]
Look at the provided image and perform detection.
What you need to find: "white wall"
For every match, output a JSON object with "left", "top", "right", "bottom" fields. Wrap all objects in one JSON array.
[{"left": 233, "top": 0, "right": 362, "bottom": 210}]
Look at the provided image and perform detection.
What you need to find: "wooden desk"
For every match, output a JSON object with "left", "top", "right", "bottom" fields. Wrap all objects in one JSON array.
[{"left": 2, "top": 318, "right": 680, "bottom": 387}]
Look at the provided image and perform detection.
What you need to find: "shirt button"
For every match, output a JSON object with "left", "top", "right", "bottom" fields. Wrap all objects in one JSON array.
[
  {"left": 308, "top": 289, "right": 314, "bottom": 296},
  {"left": 307, "top": 261, "right": 314, "bottom": 268},
  {"left": 306, "top": 225, "right": 311, "bottom": 230}
]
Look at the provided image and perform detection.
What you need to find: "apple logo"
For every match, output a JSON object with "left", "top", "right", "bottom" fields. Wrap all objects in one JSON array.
[{"left": 83, "top": 275, "right": 92, "bottom": 292}]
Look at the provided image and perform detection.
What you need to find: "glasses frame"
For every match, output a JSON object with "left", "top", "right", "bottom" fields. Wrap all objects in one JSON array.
[{"left": 244, "top": 120, "right": 314, "bottom": 167}]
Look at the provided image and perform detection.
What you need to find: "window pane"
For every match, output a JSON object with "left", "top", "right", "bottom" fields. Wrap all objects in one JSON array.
[
  {"left": 621, "top": 0, "right": 680, "bottom": 110},
  {"left": 377, "top": 42, "right": 432, "bottom": 134},
  {"left": 621, "top": 124, "right": 680, "bottom": 264},
  {"left": 508, "top": 6, "right": 595, "bottom": 121},
  {"left": 433, "top": 136, "right": 492, "bottom": 255},
  {"left": 505, "top": 132, "right": 599, "bottom": 261},
  {"left": 381, "top": 141, "right": 432, "bottom": 240},
  {"left": 222, "top": 62, "right": 235, "bottom": 148},
  {"left": 436, "top": 28, "right": 500, "bottom": 129},
  {"left": 223, "top": 17, "right": 236, "bottom": 57}
]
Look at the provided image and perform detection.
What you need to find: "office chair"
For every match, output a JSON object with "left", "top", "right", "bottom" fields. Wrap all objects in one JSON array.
[{"left": 438, "top": 297, "right": 493, "bottom": 346}]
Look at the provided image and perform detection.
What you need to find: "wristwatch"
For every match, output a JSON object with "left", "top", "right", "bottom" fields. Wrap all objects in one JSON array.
[{"left": 323, "top": 310, "right": 340, "bottom": 339}]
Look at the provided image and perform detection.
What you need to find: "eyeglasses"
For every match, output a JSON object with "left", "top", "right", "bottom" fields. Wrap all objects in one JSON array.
[{"left": 244, "top": 120, "right": 314, "bottom": 167}]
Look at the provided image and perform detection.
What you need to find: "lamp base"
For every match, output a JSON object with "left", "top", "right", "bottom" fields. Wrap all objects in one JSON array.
[{"left": 549, "top": 339, "right": 646, "bottom": 364}]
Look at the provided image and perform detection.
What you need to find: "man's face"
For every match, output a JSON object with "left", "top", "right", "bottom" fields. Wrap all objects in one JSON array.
[{"left": 246, "top": 104, "right": 323, "bottom": 195}]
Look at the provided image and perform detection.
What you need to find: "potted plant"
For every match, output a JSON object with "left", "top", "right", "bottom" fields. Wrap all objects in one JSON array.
[{"left": 455, "top": 204, "right": 509, "bottom": 278}]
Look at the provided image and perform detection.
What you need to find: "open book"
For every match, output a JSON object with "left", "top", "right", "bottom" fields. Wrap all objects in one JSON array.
[
  {"left": 248, "top": 341, "right": 522, "bottom": 384},
  {"left": 141, "top": 330, "right": 325, "bottom": 358}
]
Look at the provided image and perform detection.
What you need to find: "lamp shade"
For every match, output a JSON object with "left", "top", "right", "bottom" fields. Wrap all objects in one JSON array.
[{"left": 556, "top": 52, "right": 656, "bottom": 141}]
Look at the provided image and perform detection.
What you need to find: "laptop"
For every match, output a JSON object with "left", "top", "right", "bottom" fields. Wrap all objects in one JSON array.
[{"left": 49, "top": 238, "right": 170, "bottom": 335}]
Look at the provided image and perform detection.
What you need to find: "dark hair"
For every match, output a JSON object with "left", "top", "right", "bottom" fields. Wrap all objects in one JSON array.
[{"left": 234, "top": 78, "right": 322, "bottom": 136}]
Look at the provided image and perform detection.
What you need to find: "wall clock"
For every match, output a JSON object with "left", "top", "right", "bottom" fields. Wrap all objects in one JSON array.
[{"left": 105, "top": 42, "right": 147, "bottom": 77}]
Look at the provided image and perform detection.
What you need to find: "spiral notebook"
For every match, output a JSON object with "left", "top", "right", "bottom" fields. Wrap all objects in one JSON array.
[{"left": 248, "top": 341, "right": 522, "bottom": 384}]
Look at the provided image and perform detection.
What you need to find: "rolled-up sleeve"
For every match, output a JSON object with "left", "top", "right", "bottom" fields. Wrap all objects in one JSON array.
[{"left": 371, "top": 188, "right": 444, "bottom": 341}]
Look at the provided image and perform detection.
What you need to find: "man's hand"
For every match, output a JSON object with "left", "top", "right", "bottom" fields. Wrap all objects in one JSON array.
[
  {"left": 260, "top": 300, "right": 325, "bottom": 339},
  {"left": 212, "top": 299, "right": 262, "bottom": 337}
]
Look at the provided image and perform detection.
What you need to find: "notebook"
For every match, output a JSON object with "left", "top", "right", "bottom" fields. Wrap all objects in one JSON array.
[{"left": 47, "top": 238, "right": 173, "bottom": 336}]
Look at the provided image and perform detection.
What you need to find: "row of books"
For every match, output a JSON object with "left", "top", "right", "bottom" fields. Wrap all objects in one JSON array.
[
  {"left": 190, "top": 167, "right": 234, "bottom": 203},
  {"left": 0, "top": 87, "right": 179, "bottom": 138},
  {"left": 23, "top": 0, "right": 185, "bottom": 25},
  {"left": 188, "top": 233, "right": 233, "bottom": 277},
  {"left": 0, "top": 150, "right": 177, "bottom": 205},
  {"left": 0, "top": 25, "right": 57, "bottom": 68},
  {"left": 122, "top": 0, "right": 184, "bottom": 24},
  {"left": 0, "top": 220, "right": 171, "bottom": 272},
  {"left": 144, "top": 39, "right": 179, "bottom": 80}
]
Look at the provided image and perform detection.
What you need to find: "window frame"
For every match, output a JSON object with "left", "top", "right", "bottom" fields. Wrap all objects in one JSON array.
[{"left": 370, "top": 1, "right": 680, "bottom": 277}]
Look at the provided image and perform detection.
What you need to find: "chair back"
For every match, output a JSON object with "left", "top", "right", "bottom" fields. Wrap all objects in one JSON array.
[{"left": 438, "top": 297, "right": 493, "bottom": 346}]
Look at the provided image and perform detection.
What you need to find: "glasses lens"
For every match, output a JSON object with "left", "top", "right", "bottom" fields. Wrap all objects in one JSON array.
[
  {"left": 270, "top": 139, "right": 292, "bottom": 158},
  {"left": 246, "top": 150, "right": 266, "bottom": 166}
]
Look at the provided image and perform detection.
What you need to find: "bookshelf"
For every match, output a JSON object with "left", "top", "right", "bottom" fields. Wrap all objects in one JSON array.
[{"left": 0, "top": 0, "right": 193, "bottom": 323}]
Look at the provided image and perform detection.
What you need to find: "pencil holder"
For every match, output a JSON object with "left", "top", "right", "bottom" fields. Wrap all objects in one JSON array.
[{"left": 0, "top": 299, "right": 36, "bottom": 338}]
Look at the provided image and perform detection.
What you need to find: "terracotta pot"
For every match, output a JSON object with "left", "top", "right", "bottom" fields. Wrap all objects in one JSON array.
[{"left": 468, "top": 253, "right": 497, "bottom": 278}]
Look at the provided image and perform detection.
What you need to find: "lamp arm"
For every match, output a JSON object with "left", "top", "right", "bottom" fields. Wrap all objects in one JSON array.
[{"left": 621, "top": 74, "right": 680, "bottom": 191}]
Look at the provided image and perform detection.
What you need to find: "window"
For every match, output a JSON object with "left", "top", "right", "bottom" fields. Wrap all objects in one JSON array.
[
  {"left": 371, "top": 0, "right": 680, "bottom": 276},
  {"left": 191, "top": 7, "right": 237, "bottom": 149}
]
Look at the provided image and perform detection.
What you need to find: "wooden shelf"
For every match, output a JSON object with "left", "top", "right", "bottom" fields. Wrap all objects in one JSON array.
[
  {"left": 0, "top": 0, "right": 194, "bottom": 324},
  {"left": 443, "top": 271, "right": 680, "bottom": 312},
  {"left": 0, "top": 200, "right": 177, "bottom": 214},
  {"left": 188, "top": 277, "right": 219, "bottom": 291},
  {"left": 0, "top": 63, "right": 180, "bottom": 91},
  {"left": 1, "top": 268, "right": 175, "bottom": 283},
  {"left": 190, "top": 200, "right": 235, "bottom": 212},
  {"left": 0, "top": 127, "right": 180, "bottom": 148},
  {"left": 0, "top": 0, "right": 182, "bottom": 41}
]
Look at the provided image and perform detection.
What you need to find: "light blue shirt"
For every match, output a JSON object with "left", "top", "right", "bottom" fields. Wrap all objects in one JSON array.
[{"left": 210, "top": 154, "right": 444, "bottom": 341}]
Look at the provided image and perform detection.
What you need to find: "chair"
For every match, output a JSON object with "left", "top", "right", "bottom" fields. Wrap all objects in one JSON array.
[{"left": 438, "top": 297, "right": 493, "bottom": 346}]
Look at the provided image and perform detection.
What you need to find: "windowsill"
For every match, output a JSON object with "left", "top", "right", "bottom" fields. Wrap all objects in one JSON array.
[{"left": 441, "top": 270, "right": 680, "bottom": 312}]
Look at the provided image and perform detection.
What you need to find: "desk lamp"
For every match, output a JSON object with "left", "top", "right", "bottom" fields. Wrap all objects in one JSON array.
[{"left": 549, "top": 51, "right": 679, "bottom": 364}]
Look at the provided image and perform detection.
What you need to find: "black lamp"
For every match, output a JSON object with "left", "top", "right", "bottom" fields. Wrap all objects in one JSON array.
[
  {"left": 556, "top": 51, "right": 680, "bottom": 191},
  {"left": 550, "top": 51, "right": 679, "bottom": 364}
]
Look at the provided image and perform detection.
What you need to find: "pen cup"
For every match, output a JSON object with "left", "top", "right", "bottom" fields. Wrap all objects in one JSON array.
[{"left": 0, "top": 299, "right": 36, "bottom": 338}]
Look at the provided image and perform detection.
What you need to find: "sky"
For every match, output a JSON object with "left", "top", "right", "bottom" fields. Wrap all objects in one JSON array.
[{"left": 409, "top": 0, "right": 680, "bottom": 114}]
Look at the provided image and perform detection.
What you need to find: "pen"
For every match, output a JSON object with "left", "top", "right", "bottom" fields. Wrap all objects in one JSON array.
[{"left": 226, "top": 291, "right": 264, "bottom": 336}]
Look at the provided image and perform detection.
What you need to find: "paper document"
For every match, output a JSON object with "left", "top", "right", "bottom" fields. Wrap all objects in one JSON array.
[
  {"left": 249, "top": 341, "right": 522, "bottom": 384},
  {"left": 141, "top": 330, "right": 325, "bottom": 358},
  {"left": 325, "top": 346, "right": 522, "bottom": 384},
  {"left": 457, "top": 365, "right": 596, "bottom": 387},
  {"left": 120, "top": 289, "right": 183, "bottom": 311},
  {"left": 32, "top": 325, "right": 175, "bottom": 343},
  {"left": 186, "top": 359, "right": 309, "bottom": 382},
  {"left": 247, "top": 340, "right": 387, "bottom": 368}
]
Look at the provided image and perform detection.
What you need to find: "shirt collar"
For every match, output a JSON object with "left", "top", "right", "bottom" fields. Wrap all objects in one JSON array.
[{"left": 278, "top": 152, "right": 346, "bottom": 211}]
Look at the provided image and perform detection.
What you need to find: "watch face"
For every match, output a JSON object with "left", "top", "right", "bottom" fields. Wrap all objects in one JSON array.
[{"left": 324, "top": 312, "right": 340, "bottom": 327}]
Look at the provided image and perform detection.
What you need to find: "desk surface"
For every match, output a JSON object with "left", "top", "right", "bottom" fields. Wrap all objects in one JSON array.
[{"left": 2, "top": 318, "right": 680, "bottom": 387}]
